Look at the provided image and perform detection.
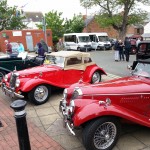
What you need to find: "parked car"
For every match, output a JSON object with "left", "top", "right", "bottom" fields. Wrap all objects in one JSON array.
[
  {"left": 59, "top": 58, "right": 150, "bottom": 150},
  {"left": 129, "top": 35, "right": 143, "bottom": 54},
  {"left": 109, "top": 38, "right": 116, "bottom": 48},
  {"left": 0, "top": 52, "right": 45, "bottom": 81},
  {"left": 136, "top": 40, "right": 150, "bottom": 60},
  {"left": 1, "top": 51, "right": 106, "bottom": 105}
]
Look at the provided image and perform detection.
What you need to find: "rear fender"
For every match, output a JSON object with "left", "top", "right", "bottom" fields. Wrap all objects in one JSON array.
[
  {"left": 73, "top": 102, "right": 150, "bottom": 127},
  {"left": 83, "top": 65, "right": 107, "bottom": 82}
]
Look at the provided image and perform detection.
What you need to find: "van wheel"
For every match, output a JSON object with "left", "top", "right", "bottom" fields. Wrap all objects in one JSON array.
[
  {"left": 91, "top": 71, "right": 101, "bottom": 83},
  {"left": 77, "top": 47, "right": 81, "bottom": 51},
  {"left": 82, "top": 117, "right": 121, "bottom": 150},
  {"left": 97, "top": 46, "right": 101, "bottom": 50},
  {"left": 28, "top": 84, "right": 51, "bottom": 105}
]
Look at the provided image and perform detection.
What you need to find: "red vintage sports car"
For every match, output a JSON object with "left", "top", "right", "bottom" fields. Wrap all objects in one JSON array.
[
  {"left": 59, "top": 58, "right": 150, "bottom": 150},
  {"left": 1, "top": 51, "right": 106, "bottom": 105}
]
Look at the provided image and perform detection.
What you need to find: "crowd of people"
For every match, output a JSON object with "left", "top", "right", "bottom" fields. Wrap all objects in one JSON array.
[
  {"left": 4, "top": 40, "right": 25, "bottom": 58},
  {"left": 4, "top": 37, "right": 141, "bottom": 61},
  {"left": 4, "top": 38, "right": 65, "bottom": 58},
  {"left": 114, "top": 37, "right": 141, "bottom": 62}
]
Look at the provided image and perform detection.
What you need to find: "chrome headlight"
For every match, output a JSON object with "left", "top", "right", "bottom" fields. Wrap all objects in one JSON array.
[
  {"left": 4, "top": 75, "right": 8, "bottom": 82},
  {"left": 15, "top": 79, "right": 20, "bottom": 87},
  {"left": 72, "top": 87, "right": 83, "bottom": 100},
  {"left": 63, "top": 89, "right": 68, "bottom": 99},
  {"left": 68, "top": 100, "right": 75, "bottom": 115}
]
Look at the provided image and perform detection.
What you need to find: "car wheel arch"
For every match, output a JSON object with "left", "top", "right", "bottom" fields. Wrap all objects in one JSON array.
[{"left": 83, "top": 67, "right": 106, "bottom": 83}]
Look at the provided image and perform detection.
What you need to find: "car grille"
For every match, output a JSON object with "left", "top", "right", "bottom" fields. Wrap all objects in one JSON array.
[{"left": 9, "top": 73, "right": 17, "bottom": 88}]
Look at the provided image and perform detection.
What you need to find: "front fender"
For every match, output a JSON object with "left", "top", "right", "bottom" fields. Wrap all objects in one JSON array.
[
  {"left": 73, "top": 102, "right": 150, "bottom": 127},
  {"left": 19, "top": 78, "right": 51, "bottom": 92}
]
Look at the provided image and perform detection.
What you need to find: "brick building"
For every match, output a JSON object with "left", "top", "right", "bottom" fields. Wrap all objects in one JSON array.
[
  {"left": 0, "top": 29, "right": 53, "bottom": 53},
  {"left": 82, "top": 16, "right": 144, "bottom": 38}
]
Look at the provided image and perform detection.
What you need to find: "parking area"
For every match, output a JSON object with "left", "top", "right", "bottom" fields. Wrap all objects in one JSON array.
[
  {"left": 1, "top": 51, "right": 150, "bottom": 150},
  {"left": 1, "top": 74, "right": 150, "bottom": 150}
]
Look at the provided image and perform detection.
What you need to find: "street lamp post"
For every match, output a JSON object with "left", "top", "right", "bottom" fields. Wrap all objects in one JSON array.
[
  {"left": 42, "top": 17, "right": 47, "bottom": 44},
  {"left": 86, "top": 5, "right": 88, "bottom": 32},
  {"left": 84, "top": 0, "right": 90, "bottom": 33}
]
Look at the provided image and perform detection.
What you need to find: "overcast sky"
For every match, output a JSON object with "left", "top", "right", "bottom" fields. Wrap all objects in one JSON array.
[
  {"left": 7, "top": 0, "right": 99, "bottom": 19},
  {"left": 7, "top": 0, "right": 150, "bottom": 19}
]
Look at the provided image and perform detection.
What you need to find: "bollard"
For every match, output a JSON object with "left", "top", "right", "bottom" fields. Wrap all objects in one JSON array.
[{"left": 10, "top": 100, "right": 31, "bottom": 150}]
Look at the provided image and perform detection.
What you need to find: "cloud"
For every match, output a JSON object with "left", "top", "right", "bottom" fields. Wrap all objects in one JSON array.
[{"left": 7, "top": 0, "right": 98, "bottom": 19}]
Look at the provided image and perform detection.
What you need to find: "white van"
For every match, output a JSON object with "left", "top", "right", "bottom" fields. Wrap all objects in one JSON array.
[
  {"left": 63, "top": 33, "right": 92, "bottom": 51},
  {"left": 89, "top": 32, "right": 111, "bottom": 50}
]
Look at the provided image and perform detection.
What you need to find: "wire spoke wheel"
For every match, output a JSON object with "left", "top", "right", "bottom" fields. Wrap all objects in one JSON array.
[
  {"left": 93, "top": 122, "right": 117, "bottom": 149},
  {"left": 82, "top": 117, "right": 121, "bottom": 150}
]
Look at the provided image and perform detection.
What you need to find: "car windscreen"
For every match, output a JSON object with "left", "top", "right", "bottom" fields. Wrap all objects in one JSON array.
[
  {"left": 78, "top": 36, "right": 91, "bottom": 42},
  {"left": 98, "top": 36, "right": 109, "bottom": 42},
  {"left": 44, "top": 55, "right": 64, "bottom": 67},
  {"left": 132, "top": 62, "right": 150, "bottom": 78}
]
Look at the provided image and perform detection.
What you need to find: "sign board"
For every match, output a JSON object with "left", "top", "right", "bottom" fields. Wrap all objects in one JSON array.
[{"left": 12, "top": 31, "right": 22, "bottom": 36}]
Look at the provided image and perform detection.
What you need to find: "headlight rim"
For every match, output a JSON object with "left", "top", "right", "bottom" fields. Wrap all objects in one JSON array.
[
  {"left": 15, "top": 78, "right": 20, "bottom": 87},
  {"left": 4, "top": 75, "right": 8, "bottom": 82},
  {"left": 63, "top": 88, "right": 68, "bottom": 99}
]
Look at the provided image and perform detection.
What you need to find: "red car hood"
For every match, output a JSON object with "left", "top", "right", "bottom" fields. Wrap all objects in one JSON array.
[
  {"left": 79, "top": 76, "right": 150, "bottom": 95},
  {"left": 16, "top": 65, "right": 61, "bottom": 75}
]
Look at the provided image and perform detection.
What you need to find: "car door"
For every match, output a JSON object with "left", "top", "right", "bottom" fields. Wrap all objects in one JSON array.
[{"left": 63, "top": 56, "right": 85, "bottom": 85}]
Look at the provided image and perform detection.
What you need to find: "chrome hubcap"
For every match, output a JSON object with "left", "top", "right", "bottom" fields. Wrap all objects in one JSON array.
[
  {"left": 93, "top": 122, "right": 117, "bottom": 149},
  {"left": 92, "top": 72, "right": 100, "bottom": 83},
  {"left": 34, "top": 86, "right": 48, "bottom": 102}
]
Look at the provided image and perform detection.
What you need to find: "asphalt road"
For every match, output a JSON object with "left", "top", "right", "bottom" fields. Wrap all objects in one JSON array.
[{"left": 90, "top": 50, "right": 136, "bottom": 77}]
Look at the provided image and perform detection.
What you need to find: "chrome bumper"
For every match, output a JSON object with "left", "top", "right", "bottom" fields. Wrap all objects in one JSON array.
[
  {"left": 59, "top": 100, "right": 75, "bottom": 136},
  {"left": 1, "top": 83, "right": 24, "bottom": 99}
]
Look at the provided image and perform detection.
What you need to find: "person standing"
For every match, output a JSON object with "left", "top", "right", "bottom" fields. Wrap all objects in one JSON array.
[
  {"left": 124, "top": 37, "right": 131, "bottom": 62},
  {"left": 40, "top": 39, "right": 48, "bottom": 53},
  {"left": 17, "top": 41, "right": 25, "bottom": 53},
  {"left": 136, "top": 38, "right": 141, "bottom": 49},
  {"left": 4, "top": 40, "right": 12, "bottom": 55},
  {"left": 118, "top": 40, "right": 124, "bottom": 61},
  {"left": 114, "top": 39, "right": 119, "bottom": 61},
  {"left": 56, "top": 39, "right": 65, "bottom": 51},
  {"left": 37, "top": 42, "right": 45, "bottom": 57}
]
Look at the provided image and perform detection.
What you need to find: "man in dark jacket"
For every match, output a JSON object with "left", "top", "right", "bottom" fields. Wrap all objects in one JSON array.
[
  {"left": 37, "top": 42, "right": 45, "bottom": 57},
  {"left": 124, "top": 37, "right": 131, "bottom": 62},
  {"left": 40, "top": 39, "right": 48, "bottom": 53}
]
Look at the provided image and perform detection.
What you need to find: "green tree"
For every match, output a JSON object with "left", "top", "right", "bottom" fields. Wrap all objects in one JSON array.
[
  {"left": 0, "top": 0, "right": 26, "bottom": 31},
  {"left": 64, "top": 14, "right": 85, "bottom": 33},
  {"left": 80, "top": 0, "right": 149, "bottom": 39},
  {"left": 37, "top": 10, "right": 64, "bottom": 42}
]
